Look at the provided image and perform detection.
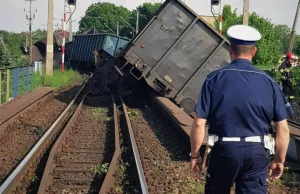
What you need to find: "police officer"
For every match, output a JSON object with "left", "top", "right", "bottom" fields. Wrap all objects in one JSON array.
[
  {"left": 189, "top": 25, "right": 293, "bottom": 194},
  {"left": 278, "top": 52, "right": 295, "bottom": 101}
]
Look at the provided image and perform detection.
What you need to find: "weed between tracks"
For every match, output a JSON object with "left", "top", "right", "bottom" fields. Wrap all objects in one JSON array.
[
  {"left": 108, "top": 99, "right": 142, "bottom": 194},
  {"left": 92, "top": 107, "right": 107, "bottom": 116},
  {"left": 91, "top": 163, "right": 110, "bottom": 179},
  {"left": 112, "top": 146, "right": 140, "bottom": 194}
]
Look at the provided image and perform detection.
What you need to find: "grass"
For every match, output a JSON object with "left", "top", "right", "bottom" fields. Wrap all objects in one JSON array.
[
  {"left": 181, "top": 177, "right": 205, "bottom": 194},
  {"left": 33, "top": 69, "right": 80, "bottom": 89},
  {"left": 255, "top": 65, "right": 277, "bottom": 71},
  {"left": 92, "top": 107, "right": 107, "bottom": 116},
  {"left": 128, "top": 110, "right": 138, "bottom": 119},
  {"left": 91, "top": 163, "right": 110, "bottom": 179}
]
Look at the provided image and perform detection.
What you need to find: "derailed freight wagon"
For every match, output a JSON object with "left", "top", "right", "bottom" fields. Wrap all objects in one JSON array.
[
  {"left": 94, "top": 0, "right": 231, "bottom": 114},
  {"left": 70, "top": 33, "right": 130, "bottom": 70}
]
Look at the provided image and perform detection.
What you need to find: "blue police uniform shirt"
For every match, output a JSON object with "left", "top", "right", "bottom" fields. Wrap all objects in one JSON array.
[{"left": 194, "top": 58, "right": 294, "bottom": 137}]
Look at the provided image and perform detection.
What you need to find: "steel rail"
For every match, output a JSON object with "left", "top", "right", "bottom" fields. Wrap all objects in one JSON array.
[
  {"left": 120, "top": 96, "right": 149, "bottom": 194},
  {"left": 99, "top": 89, "right": 121, "bottom": 194},
  {"left": 0, "top": 76, "right": 90, "bottom": 194},
  {"left": 288, "top": 120, "right": 300, "bottom": 129},
  {"left": 37, "top": 91, "right": 88, "bottom": 194},
  {"left": 37, "top": 88, "right": 120, "bottom": 194}
]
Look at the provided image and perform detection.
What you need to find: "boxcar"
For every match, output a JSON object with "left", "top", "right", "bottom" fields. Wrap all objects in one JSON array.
[
  {"left": 113, "top": 0, "right": 231, "bottom": 113},
  {"left": 71, "top": 33, "right": 130, "bottom": 63}
]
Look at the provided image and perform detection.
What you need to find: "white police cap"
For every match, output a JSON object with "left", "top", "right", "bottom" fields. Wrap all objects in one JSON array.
[{"left": 227, "top": 25, "right": 261, "bottom": 45}]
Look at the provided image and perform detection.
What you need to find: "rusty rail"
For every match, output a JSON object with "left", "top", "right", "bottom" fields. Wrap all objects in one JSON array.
[
  {"left": 0, "top": 77, "right": 90, "bottom": 194},
  {"left": 99, "top": 90, "right": 121, "bottom": 194},
  {"left": 120, "top": 96, "right": 149, "bottom": 194},
  {"left": 37, "top": 89, "right": 121, "bottom": 194},
  {"left": 36, "top": 92, "right": 88, "bottom": 193}
]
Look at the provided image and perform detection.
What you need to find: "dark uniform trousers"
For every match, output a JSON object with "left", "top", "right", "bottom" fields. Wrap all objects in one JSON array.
[
  {"left": 205, "top": 140, "right": 270, "bottom": 194},
  {"left": 281, "top": 79, "right": 294, "bottom": 98},
  {"left": 278, "top": 60, "right": 294, "bottom": 99}
]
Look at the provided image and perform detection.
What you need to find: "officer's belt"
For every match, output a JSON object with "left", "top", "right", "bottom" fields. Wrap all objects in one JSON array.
[
  {"left": 208, "top": 135, "right": 275, "bottom": 156},
  {"left": 208, "top": 135, "right": 263, "bottom": 144}
]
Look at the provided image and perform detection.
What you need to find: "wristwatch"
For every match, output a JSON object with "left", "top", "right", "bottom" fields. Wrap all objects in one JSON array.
[{"left": 189, "top": 152, "right": 200, "bottom": 159}]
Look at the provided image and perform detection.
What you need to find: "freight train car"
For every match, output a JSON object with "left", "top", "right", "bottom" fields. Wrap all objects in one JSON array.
[
  {"left": 92, "top": 0, "right": 231, "bottom": 114},
  {"left": 70, "top": 33, "right": 130, "bottom": 70}
]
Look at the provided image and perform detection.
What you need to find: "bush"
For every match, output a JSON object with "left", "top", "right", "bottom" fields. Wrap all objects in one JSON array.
[
  {"left": 264, "top": 67, "right": 300, "bottom": 100},
  {"left": 34, "top": 69, "right": 80, "bottom": 89}
]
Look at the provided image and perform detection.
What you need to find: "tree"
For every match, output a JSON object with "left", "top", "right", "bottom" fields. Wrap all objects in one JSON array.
[
  {"left": 0, "top": 35, "right": 13, "bottom": 66},
  {"left": 274, "top": 24, "right": 291, "bottom": 54},
  {"left": 32, "top": 29, "right": 47, "bottom": 44},
  {"left": 293, "top": 35, "right": 300, "bottom": 56},
  {"left": 79, "top": 2, "right": 132, "bottom": 37},
  {"left": 215, "top": 5, "right": 282, "bottom": 67},
  {"left": 129, "top": 2, "right": 162, "bottom": 33},
  {"left": 215, "top": 5, "right": 242, "bottom": 38},
  {"left": 249, "top": 13, "right": 282, "bottom": 67}
]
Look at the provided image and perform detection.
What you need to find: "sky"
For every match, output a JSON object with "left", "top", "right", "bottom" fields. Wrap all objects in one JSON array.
[{"left": 0, "top": 0, "right": 299, "bottom": 33}]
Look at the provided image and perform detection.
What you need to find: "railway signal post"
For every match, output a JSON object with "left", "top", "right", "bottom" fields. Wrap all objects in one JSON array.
[
  {"left": 61, "top": 0, "right": 77, "bottom": 72},
  {"left": 211, "top": 0, "right": 222, "bottom": 35}
]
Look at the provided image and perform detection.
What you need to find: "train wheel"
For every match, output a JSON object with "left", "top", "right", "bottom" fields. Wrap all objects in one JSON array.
[
  {"left": 180, "top": 97, "right": 197, "bottom": 114},
  {"left": 89, "top": 71, "right": 107, "bottom": 95},
  {"left": 118, "top": 74, "right": 139, "bottom": 98},
  {"left": 107, "top": 69, "right": 119, "bottom": 87}
]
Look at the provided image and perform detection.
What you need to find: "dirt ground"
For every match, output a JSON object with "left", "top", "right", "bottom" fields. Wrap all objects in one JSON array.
[
  {"left": 123, "top": 99, "right": 203, "bottom": 194},
  {"left": 0, "top": 77, "right": 86, "bottom": 184},
  {"left": 48, "top": 95, "right": 115, "bottom": 194},
  {"left": 290, "top": 101, "right": 300, "bottom": 123},
  {"left": 117, "top": 96, "right": 300, "bottom": 194}
]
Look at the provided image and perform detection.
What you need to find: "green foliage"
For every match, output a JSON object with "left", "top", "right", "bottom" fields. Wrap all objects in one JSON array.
[
  {"left": 32, "top": 29, "right": 47, "bottom": 44},
  {"left": 215, "top": 5, "right": 242, "bottom": 38},
  {"left": 0, "top": 30, "right": 25, "bottom": 66},
  {"left": 249, "top": 13, "right": 282, "bottom": 67},
  {"left": 216, "top": 5, "right": 282, "bottom": 67},
  {"left": 91, "top": 163, "right": 109, "bottom": 178},
  {"left": 33, "top": 69, "right": 80, "bottom": 89},
  {"left": 79, "top": 2, "right": 131, "bottom": 37},
  {"left": 0, "top": 35, "right": 13, "bottom": 66},
  {"left": 262, "top": 66, "right": 300, "bottom": 100},
  {"left": 129, "top": 2, "right": 162, "bottom": 32},
  {"left": 292, "top": 35, "right": 300, "bottom": 56},
  {"left": 79, "top": 2, "right": 162, "bottom": 38},
  {"left": 274, "top": 24, "right": 291, "bottom": 54},
  {"left": 0, "top": 29, "right": 46, "bottom": 67},
  {"left": 290, "top": 67, "right": 300, "bottom": 99}
]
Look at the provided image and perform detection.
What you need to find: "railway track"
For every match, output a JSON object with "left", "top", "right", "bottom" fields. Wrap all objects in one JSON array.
[
  {"left": 288, "top": 120, "right": 300, "bottom": 130},
  {"left": 36, "top": 92, "right": 148, "bottom": 194},
  {"left": 0, "top": 83, "right": 148, "bottom": 194},
  {"left": 37, "top": 91, "right": 118, "bottom": 194},
  {"left": 0, "top": 77, "right": 89, "bottom": 185},
  {"left": 114, "top": 94, "right": 202, "bottom": 194},
  {"left": 0, "top": 78, "right": 89, "bottom": 194}
]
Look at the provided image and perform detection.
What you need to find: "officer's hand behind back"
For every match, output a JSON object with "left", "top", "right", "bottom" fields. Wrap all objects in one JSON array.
[
  {"left": 269, "top": 162, "right": 284, "bottom": 181},
  {"left": 190, "top": 157, "right": 203, "bottom": 179}
]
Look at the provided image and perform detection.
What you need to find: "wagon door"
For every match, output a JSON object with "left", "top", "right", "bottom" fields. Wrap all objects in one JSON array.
[{"left": 124, "top": 0, "right": 194, "bottom": 69}]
